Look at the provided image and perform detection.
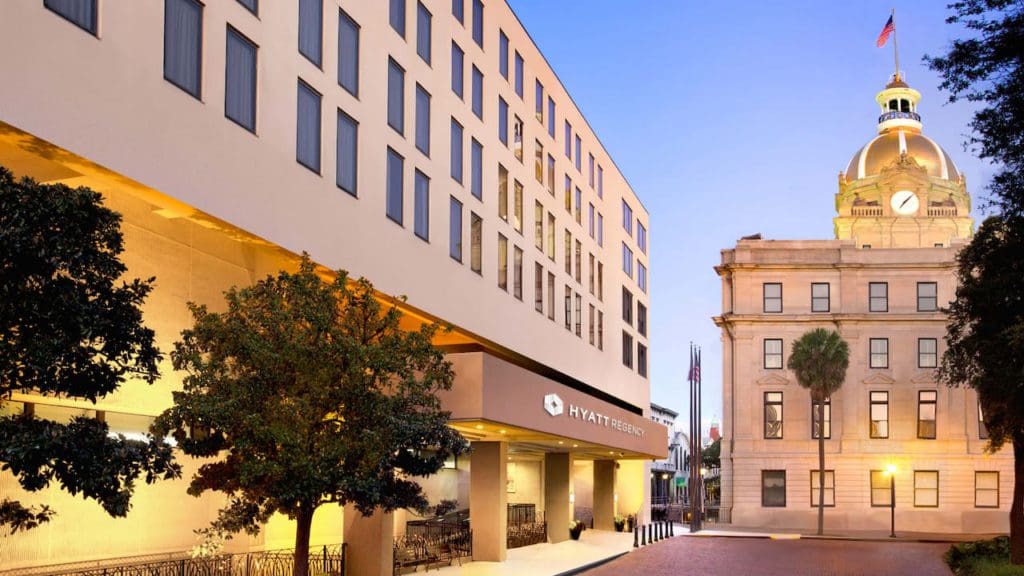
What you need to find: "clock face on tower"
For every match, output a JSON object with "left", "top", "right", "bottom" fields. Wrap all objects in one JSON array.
[{"left": 890, "top": 190, "right": 920, "bottom": 215}]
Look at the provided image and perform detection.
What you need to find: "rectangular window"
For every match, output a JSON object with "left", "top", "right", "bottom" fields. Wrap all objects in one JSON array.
[
  {"left": 598, "top": 213, "right": 604, "bottom": 247},
  {"left": 762, "top": 470, "right": 786, "bottom": 507},
  {"left": 763, "top": 339, "right": 783, "bottom": 369},
  {"left": 387, "top": 58, "right": 405, "bottom": 134},
  {"left": 871, "top": 470, "right": 892, "bottom": 506},
  {"left": 575, "top": 188, "right": 582, "bottom": 224},
  {"left": 574, "top": 240, "right": 582, "bottom": 283},
  {"left": 564, "top": 121, "right": 572, "bottom": 159},
  {"left": 574, "top": 135, "right": 582, "bottom": 172},
  {"left": 225, "top": 27, "right": 257, "bottom": 133},
  {"left": 471, "top": 139, "right": 483, "bottom": 200},
  {"left": 763, "top": 283, "right": 782, "bottom": 313},
  {"left": 535, "top": 263, "right": 544, "bottom": 313},
  {"left": 622, "top": 331, "right": 634, "bottom": 368},
  {"left": 574, "top": 293, "right": 582, "bottom": 337},
  {"left": 296, "top": 80, "right": 321, "bottom": 173},
  {"left": 299, "top": 0, "right": 323, "bottom": 66},
  {"left": 535, "top": 80, "right": 544, "bottom": 123},
  {"left": 45, "top": 0, "right": 98, "bottom": 35},
  {"left": 598, "top": 311, "right": 604, "bottom": 350},
  {"left": 917, "top": 282, "right": 938, "bottom": 311},
  {"left": 812, "top": 397, "right": 831, "bottom": 439},
  {"left": 548, "top": 272, "right": 556, "bottom": 320},
  {"left": 498, "top": 97, "right": 508, "bottom": 145},
  {"left": 980, "top": 403, "right": 988, "bottom": 439},
  {"left": 514, "top": 247, "right": 523, "bottom": 300},
  {"left": 638, "top": 344, "right": 648, "bottom": 378},
  {"left": 470, "top": 212, "right": 482, "bottom": 274},
  {"left": 237, "top": 0, "right": 257, "bottom": 14},
  {"left": 564, "top": 175, "right": 572, "bottom": 213},
  {"left": 811, "top": 282, "right": 830, "bottom": 312},
  {"left": 450, "top": 118, "right": 463, "bottom": 183},
  {"left": 336, "top": 109, "right": 358, "bottom": 195},
  {"left": 449, "top": 197, "right": 463, "bottom": 262},
  {"left": 869, "top": 282, "right": 888, "bottom": 312},
  {"left": 547, "top": 213, "right": 555, "bottom": 260},
  {"left": 164, "top": 0, "right": 203, "bottom": 98},
  {"left": 764, "top": 391, "right": 783, "bottom": 439},
  {"left": 914, "top": 471, "right": 939, "bottom": 508},
  {"left": 416, "top": 2, "right": 431, "bottom": 64},
  {"left": 564, "top": 231, "right": 572, "bottom": 275},
  {"left": 564, "top": 286, "right": 572, "bottom": 331},
  {"left": 622, "top": 287, "right": 633, "bottom": 326},
  {"left": 638, "top": 263, "right": 647, "bottom": 293},
  {"left": 451, "top": 42, "right": 464, "bottom": 98},
  {"left": 976, "top": 472, "right": 999, "bottom": 508},
  {"left": 870, "top": 391, "right": 889, "bottom": 438},
  {"left": 809, "top": 470, "right": 835, "bottom": 507},
  {"left": 597, "top": 165, "right": 604, "bottom": 198},
  {"left": 588, "top": 203, "right": 595, "bottom": 238},
  {"left": 498, "top": 30, "right": 509, "bottom": 79},
  {"left": 534, "top": 201, "right": 544, "bottom": 251},
  {"left": 498, "top": 234, "right": 508, "bottom": 291},
  {"left": 638, "top": 302, "right": 647, "bottom": 337},
  {"left": 389, "top": 0, "right": 406, "bottom": 36},
  {"left": 452, "top": 0, "right": 464, "bottom": 24},
  {"left": 471, "top": 0, "right": 483, "bottom": 47},
  {"left": 638, "top": 223, "right": 647, "bottom": 254},
  {"left": 414, "top": 169, "right": 429, "bottom": 241},
  {"left": 498, "top": 164, "right": 508, "bottom": 221},
  {"left": 514, "top": 51, "right": 524, "bottom": 98},
  {"left": 535, "top": 141, "right": 544, "bottom": 183},
  {"left": 471, "top": 65, "right": 483, "bottom": 119},
  {"left": 589, "top": 304, "right": 596, "bottom": 345},
  {"left": 415, "top": 85, "right": 431, "bottom": 156},
  {"left": 621, "top": 200, "right": 634, "bottom": 235},
  {"left": 918, "top": 390, "right": 937, "bottom": 439},
  {"left": 547, "top": 155, "right": 556, "bottom": 195},
  {"left": 597, "top": 262, "right": 604, "bottom": 301},
  {"left": 513, "top": 116, "right": 524, "bottom": 162},
  {"left": 548, "top": 97, "right": 555, "bottom": 138},
  {"left": 338, "top": 9, "right": 359, "bottom": 96},
  {"left": 918, "top": 338, "right": 937, "bottom": 368},
  {"left": 386, "top": 147, "right": 404, "bottom": 225},
  {"left": 513, "top": 180, "right": 523, "bottom": 234},
  {"left": 588, "top": 153, "right": 595, "bottom": 188},
  {"left": 869, "top": 338, "right": 889, "bottom": 369},
  {"left": 622, "top": 243, "right": 634, "bottom": 278},
  {"left": 588, "top": 253, "right": 595, "bottom": 294}
]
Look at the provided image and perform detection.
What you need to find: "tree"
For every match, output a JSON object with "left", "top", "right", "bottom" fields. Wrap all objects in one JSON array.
[
  {"left": 938, "top": 217, "right": 1024, "bottom": 563},
  {"left": 927, "top": 0, "right": 1024, "bottom": 563},
  {"left": 153, "top": 254, "right": 469, "bottom": 576},
  {"left": 787, "top": 328, "right": 849, "bottom": 536},
  {"left": 0, "top": 167, "right": 179, "bottom": 532},
  {"left": 701, "top": 438, "right": 721, "bottom": 469}
]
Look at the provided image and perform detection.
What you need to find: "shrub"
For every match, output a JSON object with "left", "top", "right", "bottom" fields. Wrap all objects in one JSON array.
[{"left": 945, "top": 537, "right": 1024, "bottom": 576}]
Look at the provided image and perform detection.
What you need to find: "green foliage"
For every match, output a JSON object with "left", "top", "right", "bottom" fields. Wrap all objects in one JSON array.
[
  {"left": 153, "top": 254, "right": 468, "bottom": 570},
  {"left": 0, "top": 166, "right": 179, "bottom": 531},
  {"left": 702, "top": 438, "right": 721, "bottom": 468},
  {"left": 946, "top": 537, "right": 1024, "bottom": 576},
  {"left": 786, "top": 329, "right": 850, "bottom": 401}
]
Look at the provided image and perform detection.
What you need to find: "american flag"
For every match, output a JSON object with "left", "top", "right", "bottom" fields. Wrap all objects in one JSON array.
[
  {"left": 688, "top": 345, "right": 702, "bottom": 384},
  {"left": 876, "top": 15, "right": 895, "bottom": 47}
]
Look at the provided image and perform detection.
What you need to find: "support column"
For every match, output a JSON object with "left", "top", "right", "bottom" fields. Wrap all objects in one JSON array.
[
  {"left": 593, "top": 460, "right": 616, "bottom": 531},
  {"left": 544, "top": 452, "right": 572, "bottom": 543},
  {"left": 342, "top": 505, "right": 395, "bottom": 576},
  {"left": 470, "top": 441, "right": 507, "bottom": 561}
]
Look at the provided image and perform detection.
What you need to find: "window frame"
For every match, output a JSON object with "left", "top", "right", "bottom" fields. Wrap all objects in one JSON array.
[
  {"left": 809, "top": 470, "right": 835, "bottom": 508},
  {"left": 913, "top": 470, "right": 939, "bottom": 508},
  {"left": 337, "top": 8, "right": 360, "bottom": 97},
  {"left": 870, "top": 470, "right": 891, "bottom": 507},
  {"left": 917, "top": 389, "right": 937, "bottom": 440},
  {"left": 869, "top": 338, "right": 889, "bottom": 369},
  {"left": 761, "top": 470, "right": 786, "bottom": 508},
  {"left": 975, "top": 471, "right": 999, "bottom": 509},
  {"left": 336, "top": 108, "right": 358, "bottom": 196},
  {"left": 45, "top": 0, "right": 99, "bottom": 35},
  {"left": 295, "top": 79, "right": 322, "bottom": 174},
  {"left": 224, "top": 25, "right": 258, "bottom": 133},
  {"left": 764, "top": 391, "right": 783, "bottom": 439},
  {"left": 763, "top": 283, "right": 783, "bottom": 313},
  {"left": 299, "top": 0, "right": 323, "bottom": 67},
  {"left": 163, "top": 0, "right": 204, "bottom": 99},
  {"left": 811, "top": 282, "right": 830, "bottom": 313},
  {"left": 387, "top": 57, "right": 406, "bottom": 135},
  {"left": 811, "top": 397, "right": 831, "bottom": 440},
  {"left": 870, "top": 391, "right": 889, "bottom": 439},
  {"left": 869, "top": 282, "right": 888, "bottom": 313},
  {"left": 918, "top": 338, "right": 937, "bottom": 369},
  {"left": 763, "top": 338, "right": 783, "bottom": 370},
  {"left": 917, "top": 282, "right": 938, "bottom": 312}
]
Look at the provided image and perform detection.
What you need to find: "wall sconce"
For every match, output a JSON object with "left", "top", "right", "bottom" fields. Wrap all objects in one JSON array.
[{"left": 569, "top": 492, "right": 575, "bottom": 504}]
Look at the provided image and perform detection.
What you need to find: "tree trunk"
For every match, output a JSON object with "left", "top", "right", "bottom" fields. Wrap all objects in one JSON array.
[
  {"left": 817, "top": 400, "right": 825, "bottom": 536},
  {"left": 1012, "top": 431, "right": 1024, "bottom": 565},
  {"left": 293, "top": 505, "right": 315, "bottom": 576}
]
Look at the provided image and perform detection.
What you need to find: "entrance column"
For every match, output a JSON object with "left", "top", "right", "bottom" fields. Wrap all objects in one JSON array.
[
  {"left": 342, "top": 505, "right": 395, "bottom": 576},
  {"left": 470, "top": 441, "right": 507, "bottom": 561},
  {"left": 544, "top": 452, "right": 572, "bottom": 543},
  {"left": 593, "top": 460, "right": 615, "bottom": 531}
]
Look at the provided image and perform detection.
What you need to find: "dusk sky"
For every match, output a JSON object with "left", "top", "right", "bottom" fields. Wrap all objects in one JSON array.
[{"left": 509, "top": 1, "right": 994, "bottom": 431}]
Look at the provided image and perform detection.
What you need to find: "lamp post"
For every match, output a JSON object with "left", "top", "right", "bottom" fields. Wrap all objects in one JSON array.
[{"left": 884, "top": 464, "right": 897, "bottom": 538}]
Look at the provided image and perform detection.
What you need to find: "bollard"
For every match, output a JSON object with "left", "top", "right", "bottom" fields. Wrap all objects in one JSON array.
[
  {"left": 633, "top": 524, "right": 639, "bottom": 548},
  {"left": 658, "top": 521, "right": 663, "bottom": 541},
  {"left": 669, "top": 519, "right": 674, "bottom": 537},
  {"left": 654, "top": 522, "right": 659, "bottom": 542},
  {"left": 641, "top": 524, "right": 647, "bottom": 545}
]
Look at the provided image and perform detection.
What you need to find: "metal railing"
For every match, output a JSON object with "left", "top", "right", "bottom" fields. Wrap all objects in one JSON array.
[
  {"left": 878, "top": 110, "right": 921, "bottom": 123},
  {"left": 508, "top": 509, "right": 546, "bottom": 549},
  {"left": 396, "top": 510, "right": 472, "bottom": 573}
]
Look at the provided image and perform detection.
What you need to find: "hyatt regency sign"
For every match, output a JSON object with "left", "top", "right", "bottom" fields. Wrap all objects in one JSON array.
[{"left": 544, "top": 393, "right": 646, "bottom": 438}]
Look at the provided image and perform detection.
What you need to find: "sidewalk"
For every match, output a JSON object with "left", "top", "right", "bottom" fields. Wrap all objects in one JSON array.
[
  {"left": 429, "top": 529, "right": 634, "bottom": 576},
  {"left": 679, "top": 523, "right": 1003, "bottom": 543}
]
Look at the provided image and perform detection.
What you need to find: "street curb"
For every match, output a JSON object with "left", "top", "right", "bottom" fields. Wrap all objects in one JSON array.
[
  {"left": 553, "top": 551, "right": 630, "bottom": 576},
  {"left": 681, "top": 531, "right": 972, "bottom": 544}
]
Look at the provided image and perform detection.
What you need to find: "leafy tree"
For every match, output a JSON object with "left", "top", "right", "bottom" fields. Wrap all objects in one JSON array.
[
  {"left": 938, "top": 217, "right": 1024, "bottom": 563},
  {"left": 787, "top": 328, "right": 849, "bottom": 536},
  {"left": 927, "top": 0, "right": 1024, "bottom": 563},
  {"left": 0, "top": 167, "right": 179, "bottom": 532},
  {"left": 153, "top": 254, "right": 468, "bottom": 576},
  {"left": 701, "top": 438, "right": 721, "bottom": 469}
]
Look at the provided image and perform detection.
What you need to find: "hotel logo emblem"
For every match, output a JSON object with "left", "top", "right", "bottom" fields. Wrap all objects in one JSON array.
[{"left": 543, "top": 393, "right": 564, "bottom": 417}]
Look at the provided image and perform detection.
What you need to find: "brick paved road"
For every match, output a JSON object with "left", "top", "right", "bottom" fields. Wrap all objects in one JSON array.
[{"left": 582, "top": 536, "right": 952, "bottom": 576}]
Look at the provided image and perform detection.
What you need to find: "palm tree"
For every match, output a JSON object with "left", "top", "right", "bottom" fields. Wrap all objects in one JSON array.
[{"left": 787, "top": 328, "right": 850, "bottom": 536}]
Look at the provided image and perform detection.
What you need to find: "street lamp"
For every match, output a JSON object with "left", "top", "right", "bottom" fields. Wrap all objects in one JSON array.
[{"left": 883, "top": 464, "right": 897, "bottom": 538}]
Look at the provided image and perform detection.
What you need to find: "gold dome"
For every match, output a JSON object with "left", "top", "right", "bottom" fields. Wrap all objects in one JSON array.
[{"left": 845, "top": 129, "right": 960, "bottom": 182}]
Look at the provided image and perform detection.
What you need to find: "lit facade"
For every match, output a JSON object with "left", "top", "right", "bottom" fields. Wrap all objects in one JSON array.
[
  {"left": 714, "top": 77, "right": 1014, "bottom": 533},
  {"left": 0, "top": 1, "right": 663, "bottom": 572}
]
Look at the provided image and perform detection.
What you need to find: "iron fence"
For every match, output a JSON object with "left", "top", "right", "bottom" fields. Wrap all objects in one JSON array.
[{"left": 507, "top": 510, "right": 546, "bottom": 549}]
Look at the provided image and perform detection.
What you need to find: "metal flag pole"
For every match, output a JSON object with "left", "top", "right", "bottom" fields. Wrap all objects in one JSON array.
[{"left": 891, "top": 8, "right": 900, "bottom": 80}]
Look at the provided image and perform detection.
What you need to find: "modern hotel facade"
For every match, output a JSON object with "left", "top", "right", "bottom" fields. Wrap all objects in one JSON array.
[
  {"left": 0, "top": 1, "right": 663, "bottom": 572},
  {"left": 714, "top": 77, "right": 1014, "bottom": 533}
]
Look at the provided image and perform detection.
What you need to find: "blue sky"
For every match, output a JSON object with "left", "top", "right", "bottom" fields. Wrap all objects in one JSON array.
[{"left": 509, "top": 1, "right": 993, "bottom": 431}]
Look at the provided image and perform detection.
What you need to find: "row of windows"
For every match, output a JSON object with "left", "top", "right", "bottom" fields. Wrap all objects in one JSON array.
[
  {"left": 621, "top": 200, "right": 647, "bottom": 253},
  {"left": 621, "top": 243, "right": 648, "bottom": 292},
  {"left": 762, "top": 282, "right": 939, "bottom": 314},
  {"left": 763, "top": 337, "right": 939, "bottom": 370},
  {"left": 763, "top": 391, "right": 985, "bottom": 440},
  {"left": 761, "top": 470, "right": 1001, "bottom": 509},
  {"left": 621, "top": 331, "right": 648, "bottom": 378}
]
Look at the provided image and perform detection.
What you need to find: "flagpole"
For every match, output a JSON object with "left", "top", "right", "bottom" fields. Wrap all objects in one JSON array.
[{"left": 891, "top": 8, "right": 900, "bottom": 80}]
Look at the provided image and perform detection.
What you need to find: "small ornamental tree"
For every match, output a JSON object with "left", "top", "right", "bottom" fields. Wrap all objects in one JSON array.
[
  {"left": 153, "top": 254, "right": 468, "bottom": 576},
  {"left": 787, "top": 328, "right": 849, "bottom": 536},
  {"left": 0, "top": 166, "right": 179, "bottom": 533}
]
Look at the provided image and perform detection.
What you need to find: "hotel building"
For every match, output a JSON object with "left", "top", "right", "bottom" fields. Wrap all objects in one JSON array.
[
  {"left": 0, "top": 1, "right": 664, "bottom": 573},
  {"left": 715, "top": 76, "right": 1014, "bottom": 533}
]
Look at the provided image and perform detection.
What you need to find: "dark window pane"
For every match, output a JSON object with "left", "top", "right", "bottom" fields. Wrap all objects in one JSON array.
[
  {"left": 296, "top": 81, "right": 321, "bottom": 173},
  {"left": 386, "top": 148, "right": 404, "bottom": 224},
  {"left": 338, "top": 9, "right": 359, "bottom": 96},
  {"left": 416, "top": 2, "right": 431, "bottom": 64},
  {"left": 450, "top": 197, "right": 463, "bottom": 261},
  {"left": 164, "top": 0, "right": 203, "bottom": 98},
  {"left": 414, "top": 170, "right": 429, "bottom": 240},
  {"left": 388, "top": 58, "right": 405, "bottom": 134},
  {"left": 225, "top": 27, "right": 257, "bottom": 132},
  {"left": 450, "top": 119, "right": 463, "bottom": 182},
  {"left": 471, "top": 139, "right": 483, "bottom": 199},
  {"left": 415, "top": 85, "right": 430, "bottom": 155},
  {"left": 452, "top": 0, "right": 464, "bottom": 24},
  {"left": 390, "top": 0, "right": 406, "bottom": 36},
  {"left": 236, "top": 0, "right": 258, "bottom": 14},
  {"left": 45, "top": 0, "right": 97, "bottom": 34},
  {"left": 336, "top": 110, "right": 358, "bottom": 195},
  {"left": 298, "top": 0, "right": 323, "bottom": 66},
  {"left": 472, "top": 66, "right": 483, "bottom": 118},
  {"left": 471, "top": 0, "right": 483, "bottom": 47},
  {"left": 451, "top": 42, "right": 464, "bottom": 98}
]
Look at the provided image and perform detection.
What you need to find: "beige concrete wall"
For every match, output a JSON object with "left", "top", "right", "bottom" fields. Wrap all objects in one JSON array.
[
  {"left": 507, "top": 460, "right": 543, "bottom": 507},
  {"left": 572, "top": 460, "right": 595, "bottom": 511}
]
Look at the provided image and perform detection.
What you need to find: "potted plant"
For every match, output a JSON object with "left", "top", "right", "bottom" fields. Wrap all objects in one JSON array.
[
  {"left": 569, "top": 520, "right": 585, "bottom": 540},
  {"left": 613, "top": 515, "right": 626, "bottom": 532}
]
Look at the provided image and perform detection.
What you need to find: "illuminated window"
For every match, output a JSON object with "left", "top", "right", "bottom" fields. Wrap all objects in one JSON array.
[
  {"left": 764, "top": 392, "right": 783, "bottom": 439},
  {"left": 918, "top": 390, "right": 937, "bottom": 439},
  {"left": 870, "top": 470, "right": 891, "bottom": 506},
  {"left": 975, "top": 471, "right": 999, "bottom": 508},
  {"left": 449, "top": 197, "right": 463, "bottom": 262},
  {"left": 870, "top": 391, "right": 888, "bottom": 438},
  {"left": 497, "top": 164, "right": 508, "bottom": 221},
  {"left": 513, "top": 247, "right": 523, "bottom": 300},
  {"left": 535, "top": 263, "right": 544, "bottom": 313},
  {"left": 812, "top": 397, "right": 831, "bottom": 439},
  {"left": 497, "top": 234, "right": 508, "bottom": 290},
  {"left": 513, "top": 180, "right": 523, "bottom": 234},
  {"left": 470, "top": 212, "right": 481, "bottom": 274},
  {"left": 809, "top": 470, "right": 834, "bottom": 507},
  {"left": 914, "top": 470, "right": 938, "bottom": 508}
]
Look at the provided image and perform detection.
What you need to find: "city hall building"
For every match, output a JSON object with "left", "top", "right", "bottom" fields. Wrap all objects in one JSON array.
[
  {"left": 0, "top": 1, "right": 664, "bottom": 573},
  {"left": 714, "top": 76, "right": 1014, "bottom": 533}
]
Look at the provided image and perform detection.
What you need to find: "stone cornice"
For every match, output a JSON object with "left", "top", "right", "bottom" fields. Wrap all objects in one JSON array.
[{"left": 716, "top": 312, "right": 947, "bottom": 325}]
